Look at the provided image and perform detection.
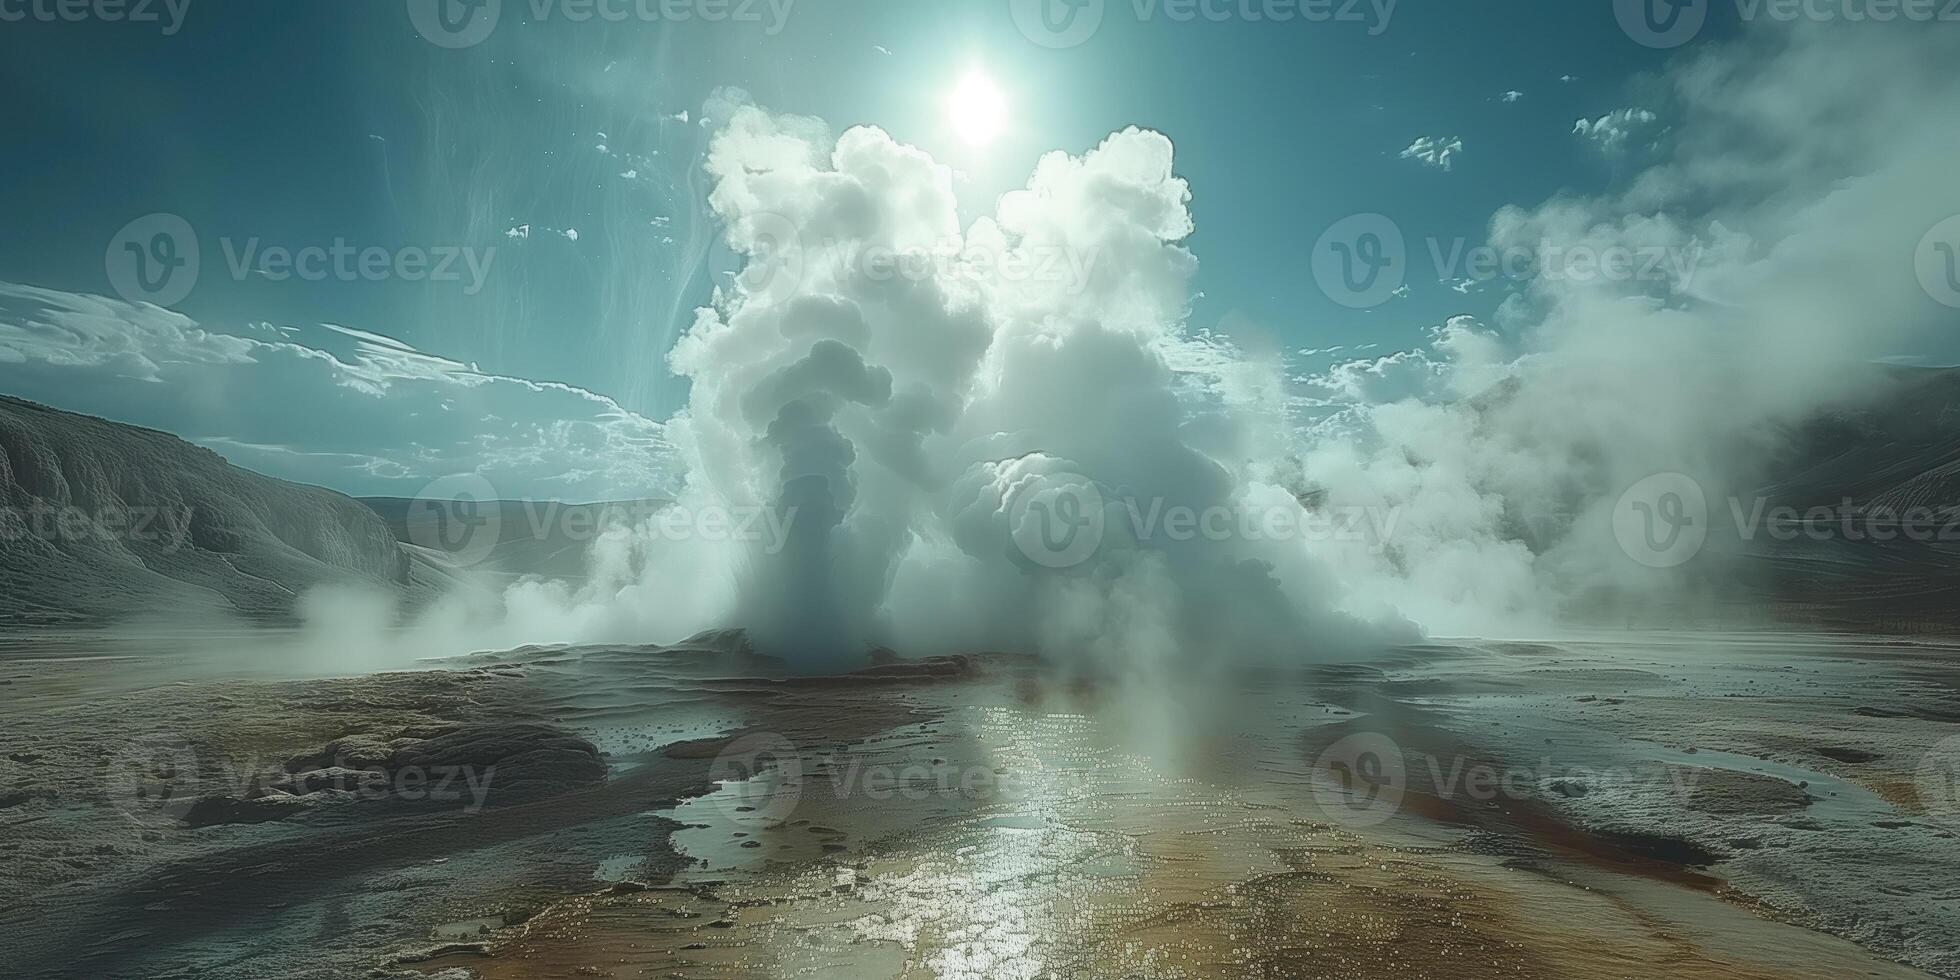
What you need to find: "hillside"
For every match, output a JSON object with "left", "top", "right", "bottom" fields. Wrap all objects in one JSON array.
[
  {"left": 1734, "top": 366, "right": 1960, "bottom": 629},
  {"left": 0, "top": 396, "right": 408, "bottom": 625}
]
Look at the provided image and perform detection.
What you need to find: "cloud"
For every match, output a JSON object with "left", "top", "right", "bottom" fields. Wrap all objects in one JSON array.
[
  {"left": 1573, "top": 107, "right": 1661, "bottom": 154},
  {"left": 1298, "top": 18, "right": 1960, "bottom": 634},
  {"left": 0, "top": 282, "right": 674, "bottom": 500},
  {"left": 1400, "top": 135, "right": 1465, "bottom": 171},
  {"left": 631, "top": 96, "right": 1410, "bottom": 668},
  {"left": 1502, "top": 90, "right": 1524, "bottom": 103}
]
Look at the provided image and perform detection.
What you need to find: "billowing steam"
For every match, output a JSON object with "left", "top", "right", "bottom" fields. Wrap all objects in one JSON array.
[
  {"left": 1296, "top": 20, "right": 1960, "bottom": 635},
  {"left": 645, "top": 94, "right": 1407, "bottom": 669},
  {"left": 334, "top": 17, "right": 1957, "bottom": 671}
]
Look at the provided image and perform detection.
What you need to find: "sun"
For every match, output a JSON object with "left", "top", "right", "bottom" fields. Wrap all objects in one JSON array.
[{"left": 948, "top": 70, "right": 1008, "bottom": 147}]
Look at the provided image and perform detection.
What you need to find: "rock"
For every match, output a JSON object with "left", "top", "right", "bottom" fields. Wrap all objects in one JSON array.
[
  {"left": 1816, "top": 746, "right": 1882, "bottom": 763},
  {"left": 182, "top": 793, "right": 308, "bottom": 827},
  {"left": 1546, "top": 778, "right": 1590, "bottom": 798},
  {"left": 678, "top": 628, "right": 755, "bottom": 657},
  {"left": 1674, "top": 767, "right": 1811, "bottom": 816},
  {"left": 0, "top": 788, "right": 53, "bottom": 809},
  {"left": 663, "top": 735, "right": 740, "bottom": 760},
  {"left": 1853, "top": 705, "right": 1910, "bottom": 718},
  {"left": 270, "top": 766, "right": 389, "bottom": 796},
  {"left": 389, "top": 722, "right": 607, "bottom": 803},
  {"left": 285, "top": 732, "right": 400, "bottom": 773}
]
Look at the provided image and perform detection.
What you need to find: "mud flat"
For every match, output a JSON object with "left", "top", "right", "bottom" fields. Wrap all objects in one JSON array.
[{"left": 3, "top": 630, "right": 1957, "bottom": 978}]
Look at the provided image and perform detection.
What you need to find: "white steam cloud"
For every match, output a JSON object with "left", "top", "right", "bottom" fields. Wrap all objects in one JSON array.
[
  {"left": 1300, "top": 20, "right": 1960, "bottom": 634},
  {"left": 644, "top": 92, "right": 1406, "bottom": 670},
  {"left": 327, "top": 17, "right": 1957, "bottom": 671}
]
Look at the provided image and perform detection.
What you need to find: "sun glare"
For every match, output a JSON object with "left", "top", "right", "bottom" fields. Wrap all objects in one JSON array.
[{"left": 949, "top": 70, "right": 1008, "bottom": 147}]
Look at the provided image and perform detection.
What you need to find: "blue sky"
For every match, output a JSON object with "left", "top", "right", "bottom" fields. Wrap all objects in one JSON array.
[{"left": 7, "top": 0, "right": 1938, "bottom": 501}]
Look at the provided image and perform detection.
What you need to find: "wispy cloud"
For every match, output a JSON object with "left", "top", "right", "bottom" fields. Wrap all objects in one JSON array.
[
  {"left": 1573, "top": 107, "right": 1661, "bottom": 154},
  {"left": 1400, "top": 135, "right": 1465, "bottom": 172},
  {"left": 0, "top": 282, "right": 674, "bottom": 499}
]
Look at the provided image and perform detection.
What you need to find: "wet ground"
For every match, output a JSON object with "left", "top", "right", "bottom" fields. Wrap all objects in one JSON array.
[{"left": 3, "top": 629, "right": 1957, "bottom": 978}]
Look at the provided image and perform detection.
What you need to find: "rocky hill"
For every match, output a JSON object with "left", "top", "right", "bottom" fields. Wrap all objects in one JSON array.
[{"left": 0, "top": 396, "right": 408, "bottom": 625}]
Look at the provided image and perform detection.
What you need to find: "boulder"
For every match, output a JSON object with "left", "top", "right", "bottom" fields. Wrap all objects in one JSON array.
[{"left": 389, "top": 722, "right": 607, "bottom": 803}]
